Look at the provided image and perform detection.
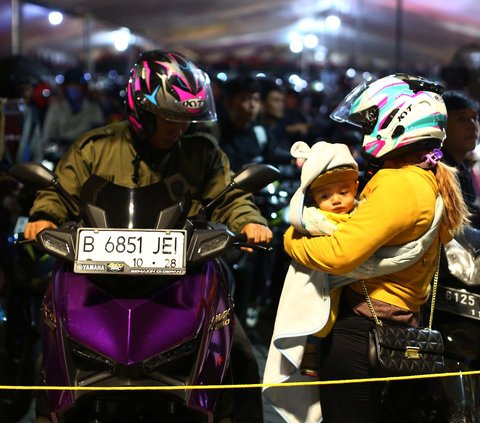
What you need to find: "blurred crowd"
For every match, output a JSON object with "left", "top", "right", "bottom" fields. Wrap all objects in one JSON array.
[{"left": 1, "top": 54, "right": 479, "bottom": 168}]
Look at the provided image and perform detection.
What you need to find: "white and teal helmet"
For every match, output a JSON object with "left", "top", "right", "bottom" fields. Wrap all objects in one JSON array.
[{"left": 330, "top": 73, "right": 447, "bottom": 161}]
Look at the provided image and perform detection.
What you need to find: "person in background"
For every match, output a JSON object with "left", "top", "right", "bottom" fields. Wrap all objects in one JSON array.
[
  {"left": 206, "top": 76, "right": 228, "bottom": 140},
  {"left": 282, "top": 74, "right": 469, "bottom": 422},
  {"left": 467, "top": 148, "right": 480, "bottom": 204},
  {"left": 259, "top": 79, "right": 290, "bottom": 150},
  {"left": 441, "top": 90, "right": 480, "bottom": 228},
  {"left": 281, "top": 87, "right": 312, "bottom": 145},
  {"left": 24, "top": 50, "right": 270, "bottom": 422},
  {"left": 16, "top": 81, "right": 51, "bottom": 163},
  {"left": 41, "top": 67, "right": 105, "bottom": 164},
  {"left": 0, "top": 55, "right": 49, "bottom": 166},
  {"left": 218, "top": 74, "right": 291, "bottom": 172}
]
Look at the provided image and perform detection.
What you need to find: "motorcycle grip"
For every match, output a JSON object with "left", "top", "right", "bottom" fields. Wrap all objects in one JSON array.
[{"left": 233, "top": 233, "right": 273, "bottom": 251}]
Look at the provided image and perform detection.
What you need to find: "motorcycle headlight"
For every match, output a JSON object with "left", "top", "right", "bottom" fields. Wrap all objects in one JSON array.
[
  {"left": 69, "top": 339, "right": 115, "bottom": 387},
  {"left": 144, "top": 339, "right": 197, "bottom": 373},
  {"left": 71, "top": 340, "right": 115, "bottom": 372},
  {"left": 42, "top": 233, "right": 71, "bottom": 256},
  {"left": 445, "top": 239, "right": 480, "bottom": 286},
  {"left": 196, "top": 233, "right": 230, "bottom": 256}
]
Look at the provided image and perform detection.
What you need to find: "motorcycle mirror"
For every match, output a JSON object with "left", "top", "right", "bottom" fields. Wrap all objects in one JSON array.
[
  {"left": 9, "top": 162, "right": 79, "bottom": 210},
  {"left": 232, "top": 164, "right": 281, "bottom": 192},
  {"left": 457, "top": 226, "right": 480, "bottom": 256},
  {"left": 9, "top": 162, "right": 55, "bottom": 189},
  {"left": 199, "top": 163, "right": 281, "bottom": 218}
]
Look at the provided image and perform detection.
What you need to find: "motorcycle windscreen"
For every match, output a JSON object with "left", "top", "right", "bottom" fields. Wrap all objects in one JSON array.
[{"left": 79, "top": 174, "right": 191, "bottom": 229}]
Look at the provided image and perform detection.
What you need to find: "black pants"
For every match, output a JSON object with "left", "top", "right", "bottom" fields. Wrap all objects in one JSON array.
[{"left": 318, "top": 295, "right": 384, "bottom": 423}]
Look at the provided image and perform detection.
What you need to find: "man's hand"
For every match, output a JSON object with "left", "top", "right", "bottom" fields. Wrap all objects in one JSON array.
[
  {"left": 240, "top": 223, "right": 273, "bottom": 252},
  {"left": 24, "top": 220, "right": 58, "bottom": 241}
]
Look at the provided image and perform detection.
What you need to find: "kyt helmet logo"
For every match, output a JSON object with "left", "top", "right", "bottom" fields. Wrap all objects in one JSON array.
[
  {"left": 397, "top": 105, "right": 412, "bottom": 122},
  {"left": 183, "top": 98, "right": 205, "bottom": 110}
]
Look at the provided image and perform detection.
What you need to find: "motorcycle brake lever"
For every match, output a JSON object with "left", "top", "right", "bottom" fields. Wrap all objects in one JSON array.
[
  {"left": 234, "top": 241, "right": 273, "bottom": 252},
  {"left": 8, "top": 233, "right": 34, "bottom": 245},
  {"left": 233, "top": 233, "right": 273, "bottom": 251},
  {"left": 254, "top": 244, "right": 273, "bottom": 252}
]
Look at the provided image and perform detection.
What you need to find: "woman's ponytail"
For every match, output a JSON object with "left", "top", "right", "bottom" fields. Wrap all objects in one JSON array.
[{"left": 435, "top": 161, "right": 471, "bottom": 235}]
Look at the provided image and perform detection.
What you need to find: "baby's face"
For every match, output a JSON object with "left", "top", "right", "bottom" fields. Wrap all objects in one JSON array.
[{"left": 310, "top": 180, "right": 358, "bottom": 214}]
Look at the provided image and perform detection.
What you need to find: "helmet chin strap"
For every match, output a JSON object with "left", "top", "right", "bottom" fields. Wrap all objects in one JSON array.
[{"left": 359, "top": 159, "right": 382, "bottom": 191}]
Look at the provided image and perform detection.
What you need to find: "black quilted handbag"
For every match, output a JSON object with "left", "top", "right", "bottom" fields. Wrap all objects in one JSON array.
[
  {"left": 367, "top": 325, "right": 444, "bottom": 376},
  {"left": 362, "top": 245, "right": 445, "bottom": 377}
]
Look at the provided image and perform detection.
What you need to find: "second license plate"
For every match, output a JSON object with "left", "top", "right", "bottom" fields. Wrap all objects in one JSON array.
[{"left": 436, "top": 285, "right": 480, "bottom": 321}]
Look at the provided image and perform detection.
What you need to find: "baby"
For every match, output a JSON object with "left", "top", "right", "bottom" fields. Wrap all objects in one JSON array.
[{"left": 292, "top": 142, "right": 359, "bottom": 377}]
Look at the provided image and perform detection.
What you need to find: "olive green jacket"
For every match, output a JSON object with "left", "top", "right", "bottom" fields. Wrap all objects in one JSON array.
[{"left": 30, "top": 121, "right": 268, "bottom": 233}]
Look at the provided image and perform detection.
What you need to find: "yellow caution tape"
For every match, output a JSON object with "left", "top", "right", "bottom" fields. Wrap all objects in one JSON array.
[{"left": 1, "top": 370, "right": 479, "bottom": 391}]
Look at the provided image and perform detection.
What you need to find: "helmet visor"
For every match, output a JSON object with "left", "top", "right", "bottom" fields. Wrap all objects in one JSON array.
[
  {"left": 136, "top": 70, "right": 218, "bottom": 123},
  {"left": 162, "top": 79, "right": 218, "bottom": 123},
  {"left": 330, "top": 73, "right": 444, "bottom": 127},
  {"left": 329, "top": 76, "right": 377, "bottom": 126}
]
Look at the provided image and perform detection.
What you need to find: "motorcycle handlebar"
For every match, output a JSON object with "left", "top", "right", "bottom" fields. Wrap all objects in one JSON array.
[
  {"left": 233, "top": 233, "right": 273, "bottom": 252},
  {"left": 8, "top": 232, "right": 34, "bottom": 245}
]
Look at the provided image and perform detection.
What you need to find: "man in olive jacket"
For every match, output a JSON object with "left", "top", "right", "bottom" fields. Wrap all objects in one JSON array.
[{"left": 25, "top": 50, "right": 269, "bottom": 423}]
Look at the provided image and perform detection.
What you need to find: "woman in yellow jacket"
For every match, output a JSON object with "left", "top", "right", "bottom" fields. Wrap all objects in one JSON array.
[{"left": 283, "top": 74, "right": 470, "bottom": 423}]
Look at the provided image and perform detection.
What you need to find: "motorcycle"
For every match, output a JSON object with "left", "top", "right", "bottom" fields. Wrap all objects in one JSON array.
[
  {"left": 432, "top": 226, "right": 480, "bottom": 423},
  {"left": 9, "top": 161, "right": 280, "bottom": 423},
  {"left": 383, "top": 226, "right": 480, "bottom": 423}
]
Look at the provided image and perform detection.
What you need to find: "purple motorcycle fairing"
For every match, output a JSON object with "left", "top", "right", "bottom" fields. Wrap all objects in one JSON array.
[
  {"left": 41, "top": 259, "right": 234, "bottom": 417},
  {"left": 38, "top": 174, "right": 237, "bottom": 419}
]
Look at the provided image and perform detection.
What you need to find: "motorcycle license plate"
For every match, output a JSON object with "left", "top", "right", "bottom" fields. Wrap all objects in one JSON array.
[
  {"left": 436, "top": 285, "right": 480, "bottom": 321},
  {"left": 74, "top": 228, "right": 187, "bottom": 275}
]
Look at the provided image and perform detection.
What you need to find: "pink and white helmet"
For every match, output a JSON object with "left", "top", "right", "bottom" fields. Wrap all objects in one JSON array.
[
  {"left": 126, "top": 50, "right": 217, "bottom": 136},
  {"left": 330, "top": 73, "right": 447, "bottom": 161}
]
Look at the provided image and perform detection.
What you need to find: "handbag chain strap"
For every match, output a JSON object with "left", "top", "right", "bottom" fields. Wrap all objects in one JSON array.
[{"left": 360, "top": 244, "right": 442, "bottom": 329}]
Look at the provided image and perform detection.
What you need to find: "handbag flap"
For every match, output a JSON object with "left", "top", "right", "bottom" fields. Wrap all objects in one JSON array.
[{"left": 372, "top": 326, "right": 444, "bottom": 354}]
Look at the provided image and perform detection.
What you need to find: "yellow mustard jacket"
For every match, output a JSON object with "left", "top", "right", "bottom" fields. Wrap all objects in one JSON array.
[{"left": 284, "top": 165, "right": 452, "bottom": 312}]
